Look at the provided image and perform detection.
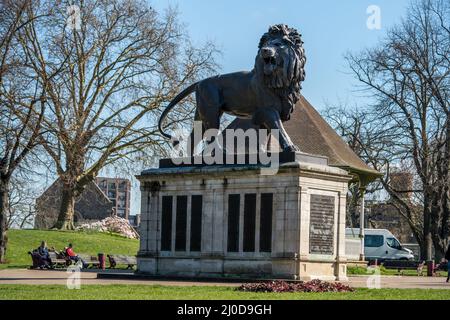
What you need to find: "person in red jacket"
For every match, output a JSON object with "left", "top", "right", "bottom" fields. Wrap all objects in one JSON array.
[
  {"left": 65, "top": 243, "right": 77, "bottom": 258},
  {"left": 65, "top": 243, "right": 86, "bottom": 268}
]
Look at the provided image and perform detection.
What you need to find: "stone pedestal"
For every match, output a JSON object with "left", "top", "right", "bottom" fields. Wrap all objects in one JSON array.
[{"left": 136, "top": 157, "right": 351, "bottom": 281}]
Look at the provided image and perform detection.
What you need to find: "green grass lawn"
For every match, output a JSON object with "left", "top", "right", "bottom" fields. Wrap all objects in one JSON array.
[
  {"left": 0, "top": 284, "right": 450, "bottom": 300},
  {"left": 0, "top": 229, "right": 139, "bottom": 269},
  {"left": 348, "top": 265, "right": 448, "bottom": 277}
]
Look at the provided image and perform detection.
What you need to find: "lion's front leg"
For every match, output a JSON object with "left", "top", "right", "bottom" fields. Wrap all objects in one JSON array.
[{"left": 252, "top": 108, "right": 299, "bottom": 152}]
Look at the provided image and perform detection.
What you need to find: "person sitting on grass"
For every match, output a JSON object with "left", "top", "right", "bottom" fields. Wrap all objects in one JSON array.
[
  {"left": 65, "top": 243, "right": 86, "bottom": 268},
  {"left": 36, "top": 241, "right": 51, "bottom": 269}
]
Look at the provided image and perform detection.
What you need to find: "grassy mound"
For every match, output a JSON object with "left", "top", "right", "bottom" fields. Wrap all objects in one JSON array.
[
  {"left": 0, "top": 229, "right": 139, "bottom": 269},
  {"left": 1, "top": 285, "right": 450, "bottom": 300}
]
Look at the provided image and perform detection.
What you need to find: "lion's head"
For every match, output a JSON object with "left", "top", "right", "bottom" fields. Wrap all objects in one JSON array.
[{"left": 255, "top": 24, "right": 306, "bottom": 120}]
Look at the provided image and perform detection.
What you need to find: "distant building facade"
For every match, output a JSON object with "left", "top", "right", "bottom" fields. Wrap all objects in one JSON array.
[
  {"left": 129, "top": 214, "right": 140, "bottom": 228},
  {"left": 95, "top": 177, "right": 131, "bottom": 220},
  {"left": 389, "top": 171, "right": 414, "bottom": 201},
  {"left": 367, "top": 171, "right": 417, "bottom": 243},
  {"left": 35, "top": 179, "right": 114, "bottom": 229},
  {"left": 366, "top": 201, "right": 416, "bottom": 243}
]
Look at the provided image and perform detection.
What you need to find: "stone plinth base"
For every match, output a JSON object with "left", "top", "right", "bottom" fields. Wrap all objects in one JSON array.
[
  {"left": 158, "top": 151, "right": 328, "bottom": 168},
  {"left": 136, "top": 157, "right": 351, "bottom": 280}
]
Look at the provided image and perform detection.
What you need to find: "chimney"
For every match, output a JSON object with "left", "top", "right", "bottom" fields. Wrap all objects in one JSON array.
[{"left": 390, "top": 171, "right": 413, "bottom": 201}]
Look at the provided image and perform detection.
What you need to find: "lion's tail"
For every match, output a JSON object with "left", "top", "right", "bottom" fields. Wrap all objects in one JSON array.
[{"left": 158, "top": 82, "right": 198, "bottom": 143}]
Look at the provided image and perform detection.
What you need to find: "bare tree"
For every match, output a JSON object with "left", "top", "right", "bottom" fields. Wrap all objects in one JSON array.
[
  {"left": 324, "top": 107, "right": 384, "bottom": 228},
  {"left": 325, "top": 106, "right": 426, "bottom": 255},
  {"left": 423, "top": 0, "right": 450, "bottom": 260},
  {"left": 17, "top": 0, "right": 217, "bottom": 229},
  {"left": 7, "top": 172, "right": 41, "bottom": 229},
  {"left": 340, "top": 0, "right": 449, "bottom": 259},
  {"left": 0, "top": 0, "right": 46, "bottom": 263}
]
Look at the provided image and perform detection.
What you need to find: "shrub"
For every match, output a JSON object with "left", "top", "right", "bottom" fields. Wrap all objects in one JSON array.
[
  {"left": 236, "top": 279, "right": 354, "bottom": 293},
  {"left": 76, "top": 216, "right": 139, "bottom": 239}
]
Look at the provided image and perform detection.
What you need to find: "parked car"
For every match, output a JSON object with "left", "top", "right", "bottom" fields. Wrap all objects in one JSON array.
[{"left": 346, "top": 228, "right": 415, "bottom": 261}]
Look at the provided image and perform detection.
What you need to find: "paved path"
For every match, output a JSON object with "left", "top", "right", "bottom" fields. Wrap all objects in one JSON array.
[
  {"left": 1, "top": 269, "right": 450, "bottom": 289},
  {"left": 348, "top": 275, "right": 450, "bottom": 289},
  {"left": 0, "top": 269, "right": 239, "bottom": 286}
]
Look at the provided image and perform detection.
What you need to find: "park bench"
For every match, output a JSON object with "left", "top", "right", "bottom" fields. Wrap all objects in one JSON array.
[
  {"left": 48, "top": 251, "right": 71, "bottom": 268},
  {"left": 107, "top": 254, "right": 137, "bottom": 269},
  {"left": 78, "top": 254, "right": 100, "bottom": 268},
  {"left": 28, "top": 250, "right": 44, "bottom": 269},
  {"left": 434, "top": 261, "right": 448, "bottom": 272},
  {"left": 29, "top": 250, "right": 70, "bottom": 269},
  {"left": 382, "top": 260, "right": 425, "bottom": 276}
]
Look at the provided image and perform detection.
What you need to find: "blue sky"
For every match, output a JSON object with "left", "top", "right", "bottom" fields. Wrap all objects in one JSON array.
[
  {"left": 19, "top": 1, "right": 414, "bottom": 226},
  {"left": 151, "top": 0, "right": 411, "bottom": 110},
  {"left": 120, "top": 0, "right": 413, "bottom": 215}
]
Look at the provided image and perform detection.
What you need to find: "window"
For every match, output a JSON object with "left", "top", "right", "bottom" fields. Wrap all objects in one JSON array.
[
  {"left": 259, "top": 193, "right": 273, "bottom": 252},
  {"left": 227, "top": 194, "right": 240, "bottom": 252},
  {"left": 119, "top": 181, "right": 127, "bottom": 190},
  {"left": 364, "top": 235, "right": 384, "bottom": 247},
  {"left": 190, "top": 195, "right": 202, "bottom": 252},
  {"left": 386, "top": 237, "right": 402, "bottom": 250},
  {"left": 161, "top": 196, "right": 173, "bottom": 251},
  {"left": 226, "top": 193, "right": 274, "bottom": 253},
  {"left": 243, "top": 194, "right": 256, "bottom": 252},
  {"left": 175, "top": 196, "right": 187, "bottom": 251}
]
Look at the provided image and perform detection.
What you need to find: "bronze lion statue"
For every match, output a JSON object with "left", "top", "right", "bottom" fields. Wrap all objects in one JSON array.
[{"left": 158, "top": 24, "right": 306, "bottom": 153}]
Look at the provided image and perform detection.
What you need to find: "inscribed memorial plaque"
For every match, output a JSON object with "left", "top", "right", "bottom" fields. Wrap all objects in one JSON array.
[{"left": 309, "top": 195, "right": 335, "bottom": 255}]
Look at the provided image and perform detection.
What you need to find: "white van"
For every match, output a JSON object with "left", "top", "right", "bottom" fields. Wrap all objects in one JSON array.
[{"left": 346, "top": 228, "right": 414, "bottom": 261}]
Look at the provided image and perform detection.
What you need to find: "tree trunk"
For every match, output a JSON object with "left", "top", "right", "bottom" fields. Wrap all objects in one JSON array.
[
  {"left": 433, "top": 239, "right": 445, "bottom": 262},
  {"left": 433, "top": 121, "right": 450, "bottom": 261},
  {"left": 0, "top": 178, "right": 10, "bottom": 263},
  {"left": 346, "top": 184, "right": 360, "bottom": 228},
  {"left": 54, "top": 182, "right": 76, "bottom": 230},
  {"left": 423, "top": 195, "right": 433, "bottom": 261},
  {"left": 430, "top": 192, "right": 447, "bottom": 261}
]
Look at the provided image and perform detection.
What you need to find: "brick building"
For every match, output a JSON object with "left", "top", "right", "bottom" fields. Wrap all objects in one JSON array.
[
  {"left": 365, "top": 201, "right": 417, "bottom": 243},
  {"left": 95, "top": 177, "right": 131, "bottom": 220},
  {"left": 35, "top": 179, "right": 113, "bottom": 229}
]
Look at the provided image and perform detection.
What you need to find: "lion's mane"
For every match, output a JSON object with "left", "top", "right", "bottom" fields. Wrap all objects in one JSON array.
[{"left": 257, "top": 24, "right": 306, "bottom": 113}]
